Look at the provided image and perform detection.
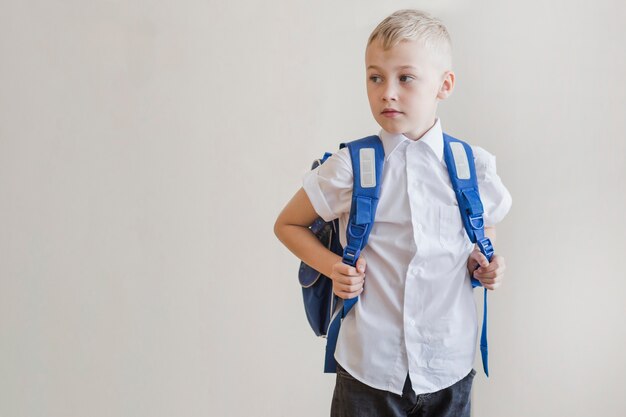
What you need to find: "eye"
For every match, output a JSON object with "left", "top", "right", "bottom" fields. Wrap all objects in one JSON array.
[
  {"left": 399, "top": 75, "right": 415, "bottom": 83},
  {"left": 369, "top": 75, "right": 383, "bottom": 83}
]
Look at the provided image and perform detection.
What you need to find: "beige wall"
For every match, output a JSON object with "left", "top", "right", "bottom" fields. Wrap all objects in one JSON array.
[{"left": 1, "top": 0, "right": 625, "bottom": 416}]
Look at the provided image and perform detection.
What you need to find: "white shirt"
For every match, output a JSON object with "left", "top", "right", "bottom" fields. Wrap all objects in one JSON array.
[{"left": 302, "top": 119, "right": 512, "bottom": 395}]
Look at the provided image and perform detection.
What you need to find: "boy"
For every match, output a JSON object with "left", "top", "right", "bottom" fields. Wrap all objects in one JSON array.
[{"left": 274, "top": 9, "right": 512, "bottom": 417}]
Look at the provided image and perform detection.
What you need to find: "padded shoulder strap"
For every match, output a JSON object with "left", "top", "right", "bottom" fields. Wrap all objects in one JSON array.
[
  {"left": 442, "top": 133, "right": 494, "bottom": 260},
  {"left": 442, "top": 132, "right": 493, "bottom": 377},
  {"left": 324, "top": 135, "right": 384, "bottom": 373},
  {"left": 342, "top": 136, "right": 385, "bottom": 266}
]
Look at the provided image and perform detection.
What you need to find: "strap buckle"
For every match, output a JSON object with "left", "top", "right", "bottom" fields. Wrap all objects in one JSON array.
[
  {"left": 347, "top": 223, "right": 367, "bottom": 239},
  {"left": 468, "top": 214, "right": 484, "bottom": 230},
  {"left": 342, "top": 246, "right": 361, "bottom": 265},
  {"left": 477, "top": 237, "right": 494, "bottom": 261}
]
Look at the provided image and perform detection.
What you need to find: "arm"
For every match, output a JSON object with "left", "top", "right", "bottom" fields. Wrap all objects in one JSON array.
[
  {"left": 467, "top": 147, "right": 512, "bottom": 290},
  {"left": 274, "top": 187, "right": 341, "bottom": 278},
  {"left": 274, "top": 188, "right": 365, "bottom": 299}
]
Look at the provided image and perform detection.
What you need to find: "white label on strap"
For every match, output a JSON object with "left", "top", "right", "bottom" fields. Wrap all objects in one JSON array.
[
  {"left": 359, "top": 148, "right": 376, "bottom": 188},
  {"left": 450, "top": 142, "right": 470, "bottom": 180}
]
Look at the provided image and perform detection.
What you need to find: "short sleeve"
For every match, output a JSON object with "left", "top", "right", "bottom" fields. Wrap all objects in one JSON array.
[
  {"left": 472, "top": 146, "right": 513, "bottom": 227},
  {"left": 302, "top": 147, "right": 353, "bottom": 222}
]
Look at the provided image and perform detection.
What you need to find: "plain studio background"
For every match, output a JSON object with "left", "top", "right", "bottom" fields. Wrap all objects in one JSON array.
[{"left": 1, "top": 0, "right": 625, "bottom": 416}]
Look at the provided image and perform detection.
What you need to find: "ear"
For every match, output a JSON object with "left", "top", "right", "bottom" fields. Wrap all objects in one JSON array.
[{"left": 437, "top": 70, "right": 455, "bottom": 100}]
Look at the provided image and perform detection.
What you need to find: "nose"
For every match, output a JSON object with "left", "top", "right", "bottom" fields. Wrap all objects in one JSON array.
[{"left": 382, "top": 81, "right": 398, "bottom": 102}]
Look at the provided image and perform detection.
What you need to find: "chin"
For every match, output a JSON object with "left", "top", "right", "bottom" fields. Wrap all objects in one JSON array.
[
  {"left": 377, "top": 120, "right": 404, "bottom": 134},
  {"left": 379, "top": 123, "right": 405, "bottom": 135}
]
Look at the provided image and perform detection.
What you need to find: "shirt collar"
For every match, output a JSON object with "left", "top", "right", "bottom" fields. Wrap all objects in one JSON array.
[{"left": 378, "top": 118, "right": 444, "bottom": 162}]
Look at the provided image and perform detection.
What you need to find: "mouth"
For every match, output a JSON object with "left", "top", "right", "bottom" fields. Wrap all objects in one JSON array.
[{"left": 381, "top": 108, "right": 402, "bottom": 118}]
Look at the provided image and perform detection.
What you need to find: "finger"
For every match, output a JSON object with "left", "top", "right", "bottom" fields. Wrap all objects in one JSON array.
[
  {"left": 334, "top": 273, "right": 365, "bottom": 286},
  {"left": 335, "top": 287, "right": 364, "bottom": 299},
  {"left": 477, "top": 276, "right": 501, "bottom": 285},
  {"left": 335, "top": 282, "right": 364, "bottom": 293},
  {"left": 335, "top": 263, "right": 359, "bottom": 276},
  {"left": 477, "top": 273, "right": 504, "bottom": 285},
  {"left": 476, "top": 252, "right": 490, "bottom": 268},
  {"left": 356, "top": 257, "right": 367, "bottom": 273},
  {"left": 492, "top": 254, "right": 505, "bottom": 269},
  {"left": 474, "top": 271, "right": 503, "bottom": 281},
  {"left": 482, "top": 281, "right": 501, "bottom": 291},
  {"left": 467, "top": 255, "right": 479, "bottom": 268},
  {"left": 470, "top": 252, "right": 489, "bottom": 271},
  {"left": 474, "top": 270, "right": 493, "bottom": 279},
  {"left": 335, "top": 277, "right": 365, "bottom": 289},
  {"left": 474, "top": 264, "right": 505, "bottom": 279},
  {"left": 479, "top": 278, "right": 497, "bottom": 289},
  {"left": 480, "top": 259, "right": 505, "bottom": 273},
  {"left": 484, "top": 255, "right": 506, "bottom": 271}
]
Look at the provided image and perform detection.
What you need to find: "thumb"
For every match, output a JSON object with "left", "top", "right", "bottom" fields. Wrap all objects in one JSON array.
[
  {"left": 356, "top": 256, "right": 367, "bottom": 273},
  {"left": 476, "top": 251, "right": 489, "bottom": 269}
]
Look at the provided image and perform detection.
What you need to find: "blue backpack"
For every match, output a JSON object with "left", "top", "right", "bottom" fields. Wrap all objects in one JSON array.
[{"left": 298, "top": 133, "right": 495, "bottom": 376}]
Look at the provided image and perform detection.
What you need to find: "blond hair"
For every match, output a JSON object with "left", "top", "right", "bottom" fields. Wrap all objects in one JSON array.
[{"left": 367, "top": 9, "right": 452, "bottom": 68}]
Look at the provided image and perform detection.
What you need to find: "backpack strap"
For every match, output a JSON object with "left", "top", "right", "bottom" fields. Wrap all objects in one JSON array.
[
  {"left": 442, "top": 132, "right": 494, "bottom": 377},
  {"left": 324, "top": 135, "right": 385, "bottom": 373}
]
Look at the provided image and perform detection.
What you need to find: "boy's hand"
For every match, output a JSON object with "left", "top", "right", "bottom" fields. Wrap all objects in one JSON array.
[
  {"left": 330, "top": 257, "right": 366, "bottom": 299},
  {"left": 467, "top": 250, "right": 506, "bottom": 290}
]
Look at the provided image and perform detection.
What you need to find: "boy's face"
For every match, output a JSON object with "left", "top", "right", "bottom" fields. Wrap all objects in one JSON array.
[{"left": 365, "top": 39, "right": 453, "bottom": 140}]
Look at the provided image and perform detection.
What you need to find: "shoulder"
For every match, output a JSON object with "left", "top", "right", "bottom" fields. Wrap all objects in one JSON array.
[
  {"left": 319, "top": 146, "right": 352, "bottom": 174},
  {"left": 445, "top": 133, "right": 497, "bottom": 181},
  {"left": 471, "top": 145, "right": 496, "bottom": 169},
  {"left": 315, "top": 133, "right": 382, "bottom": 176},
  {"left": 302, "top": 145, "right": 355, "bottom": 220},
  {"left": 469, "top": 145, "right": 497, "bottom": 182},
  {"left": 308, "top": 146, "right": 353, "bottom": 188}
]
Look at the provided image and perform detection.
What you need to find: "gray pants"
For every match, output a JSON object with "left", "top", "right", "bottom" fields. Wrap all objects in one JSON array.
[{"left": 331, "top": 364, "right": 475, "bottom": 417}]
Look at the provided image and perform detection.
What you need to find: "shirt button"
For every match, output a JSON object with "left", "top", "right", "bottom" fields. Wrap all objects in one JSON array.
[{"left": 409, "top": 319, "right": 416, "bottom": 326}]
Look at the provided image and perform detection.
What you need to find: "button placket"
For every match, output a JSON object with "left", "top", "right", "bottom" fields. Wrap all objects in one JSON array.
[
  {"left": 405, "top": 144, "right": 424, "bottom": 252},
  {"left": 404, "top": 143, "right": 428, "bottom": 359}
]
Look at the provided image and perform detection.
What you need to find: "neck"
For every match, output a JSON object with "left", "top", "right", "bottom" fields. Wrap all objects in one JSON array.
[{"left": 404, "top": 118, "right": 437, "bottom": 141}]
